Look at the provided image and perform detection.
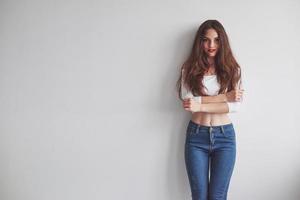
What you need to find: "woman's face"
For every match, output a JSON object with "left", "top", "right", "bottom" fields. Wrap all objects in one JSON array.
[{"left": 202, "top": 28, "right": 219, "bottom": 57}]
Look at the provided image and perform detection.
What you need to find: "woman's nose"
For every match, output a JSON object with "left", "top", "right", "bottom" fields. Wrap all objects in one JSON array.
[{"left": 209, "top": 41, "right": 215, "bottom": 47}]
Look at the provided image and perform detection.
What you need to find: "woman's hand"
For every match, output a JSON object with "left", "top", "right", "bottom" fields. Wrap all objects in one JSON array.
[
  {"left": 225, "top": 89, "right": 244, "bottom": 102},
  {"left": 182, "top": 98, "right": 201, "bottom": 113}
]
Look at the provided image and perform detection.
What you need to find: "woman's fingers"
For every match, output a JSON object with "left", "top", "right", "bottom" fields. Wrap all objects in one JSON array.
[
  {"left": 182, "top": 101, "right": 190, "bottom": 108},
  {"left": 236, "top": 92, "right": 244, "bottom": 101},
  {"left": 182, "top": 98, "right": 193, "bottom": 110},
  {"left": 226, "top": 89, "right": 244, "bottom": 102},
  {"left": 235, "top": 89, "right": 244, "bottom": 100},
  {"left": 183, "top": 104, "right": 191, "bottom": 108}
]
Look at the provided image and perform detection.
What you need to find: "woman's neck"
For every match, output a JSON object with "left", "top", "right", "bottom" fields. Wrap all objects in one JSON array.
[
  {"left": 207, "top": 57, "right": 215, "bottom": 66},
  {"left": 206, "top": 57, "right": 216, "bottom": 74}
]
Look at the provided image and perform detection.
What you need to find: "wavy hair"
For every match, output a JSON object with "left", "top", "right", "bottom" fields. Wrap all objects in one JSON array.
[{"left": 176, "top": 19, "right": 242, "bottom": 101}]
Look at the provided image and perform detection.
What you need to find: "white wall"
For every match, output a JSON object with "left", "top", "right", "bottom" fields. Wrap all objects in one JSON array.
[{"left": 1, "top": 0, "right": 299, "bottom": 199}]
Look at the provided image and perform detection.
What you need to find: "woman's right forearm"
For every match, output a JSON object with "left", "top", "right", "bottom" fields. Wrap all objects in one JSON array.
[{"left": 201, "top": 94, "right": 227, "bottom": 103}]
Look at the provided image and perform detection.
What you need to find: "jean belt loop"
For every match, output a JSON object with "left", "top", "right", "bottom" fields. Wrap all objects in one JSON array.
[
  {"left": 221, "top": 126, "right": 224, "bottom": 134},
  {"left": 196, "top": 125, "right": 199, "bottom": 134}
]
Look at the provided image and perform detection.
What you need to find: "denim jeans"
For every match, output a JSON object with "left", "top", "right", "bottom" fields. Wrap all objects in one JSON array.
[{"left": 184, "top": 120, "right": 236, "bottom": 200}]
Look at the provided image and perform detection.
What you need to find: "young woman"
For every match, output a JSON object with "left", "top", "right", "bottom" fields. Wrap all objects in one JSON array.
[{"left": 176, "top": 20, "right": 244, "bottom": 200}]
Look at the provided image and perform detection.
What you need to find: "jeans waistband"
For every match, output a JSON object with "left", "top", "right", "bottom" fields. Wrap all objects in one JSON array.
[{"left": 188, "top": 120, "right": 234, "bottom": 132}]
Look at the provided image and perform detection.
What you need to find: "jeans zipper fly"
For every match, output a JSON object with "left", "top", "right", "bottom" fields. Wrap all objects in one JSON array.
[{"left": 209, "top": 126, "right": 213, "bottom": 152}]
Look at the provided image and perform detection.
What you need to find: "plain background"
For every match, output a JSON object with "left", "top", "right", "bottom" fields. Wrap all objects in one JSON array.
[{"left": 1, "top": 0, "right": 300, "bottom": 199}]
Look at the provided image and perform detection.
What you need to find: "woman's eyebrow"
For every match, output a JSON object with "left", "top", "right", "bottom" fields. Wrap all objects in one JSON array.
[{"left": 203, "top": 36, "right": 219, "bottom": 39}]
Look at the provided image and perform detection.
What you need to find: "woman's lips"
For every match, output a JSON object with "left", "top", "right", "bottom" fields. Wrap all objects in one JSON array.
[{"left": 208, "top": 49, "right": 216, "bottom": 53}]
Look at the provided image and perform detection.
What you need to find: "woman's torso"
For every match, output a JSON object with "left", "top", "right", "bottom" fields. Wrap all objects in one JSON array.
[
  {"left": 192, "top": 74, "right": 231, "bottom": 126},
  {"left": 191, "top": 112, "right": 231, "bottom": 126}
]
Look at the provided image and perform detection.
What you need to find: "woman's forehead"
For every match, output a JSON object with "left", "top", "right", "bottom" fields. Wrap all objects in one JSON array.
[{"left": 204, "top": 29, "right": 218, "bottom": 38}]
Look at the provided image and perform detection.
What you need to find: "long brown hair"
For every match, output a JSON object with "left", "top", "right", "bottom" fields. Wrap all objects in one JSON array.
[{"left": 176, "top": 19, "right": 242, "bottom": 101}]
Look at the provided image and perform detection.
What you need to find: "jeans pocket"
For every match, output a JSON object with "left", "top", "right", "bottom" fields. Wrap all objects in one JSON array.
[
  {"left": 222, "top": 127, "right": 235, "bottom": 138},
  {"left": 186, "top": 126, "right": 192, "bottom": 135},
  {"left": 186, "top": 126, "right": 196, "bottom": 135}
]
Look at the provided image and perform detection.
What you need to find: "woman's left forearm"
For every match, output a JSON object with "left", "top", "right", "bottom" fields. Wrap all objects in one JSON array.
[
  {"left": 198, "top": 102, "right": 229, "bottom": 114},
  {"left": 201, "top": 94, "right": 227, "bottom": 103}
]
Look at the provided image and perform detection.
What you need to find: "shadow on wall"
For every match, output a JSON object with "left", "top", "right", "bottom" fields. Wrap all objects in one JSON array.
[
  {"left": 292, "top": 171, "right": 300, "bottom": 199},
  {"left": 164, "top": 26, "right": 199, "bottom": 200}
]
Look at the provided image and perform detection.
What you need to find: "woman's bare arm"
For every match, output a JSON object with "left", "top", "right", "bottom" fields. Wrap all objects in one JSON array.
[
  {"left": 198, "top": 102, "right": 229, "bottom": 113},
  {"left": 201, "top": 89, "right": 244, "bottom": 104},
  {"left": 183, "top": 99, "right": 231, "bottom": 113},
  {"left": 201, "top": 94, "right": 227, "bottom": 103}
]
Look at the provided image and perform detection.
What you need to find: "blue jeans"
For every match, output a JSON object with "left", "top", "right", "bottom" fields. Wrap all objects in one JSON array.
[{"left": 184, "top": 120, "right": 236, "bottom": 200}]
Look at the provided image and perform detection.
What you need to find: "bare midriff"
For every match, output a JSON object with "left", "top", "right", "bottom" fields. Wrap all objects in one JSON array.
[{"left": 191, "top": 112, "right": 232, "bottom": 126}]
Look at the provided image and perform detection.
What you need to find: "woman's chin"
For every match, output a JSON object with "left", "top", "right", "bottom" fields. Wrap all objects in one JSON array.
[{"left": 206, "top": 53, "right": 216, "bottom": 58}]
